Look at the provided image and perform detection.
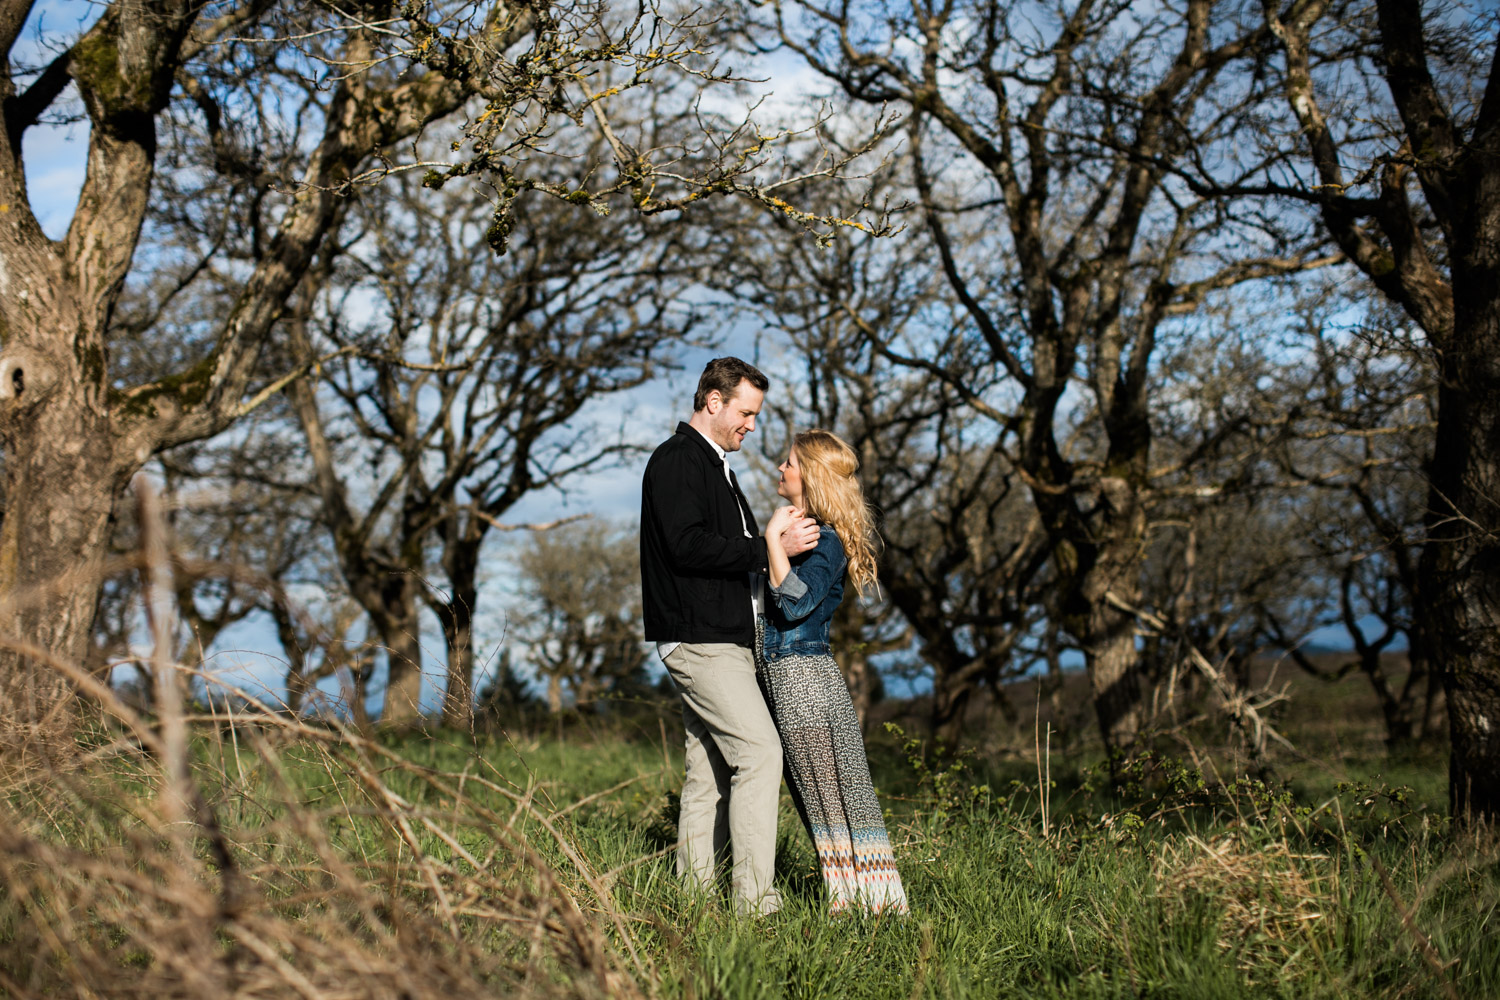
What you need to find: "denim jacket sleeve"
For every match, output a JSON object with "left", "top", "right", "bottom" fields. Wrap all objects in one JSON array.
[{"left": 769, "top": 528, "right": 846, "bottom": 623}]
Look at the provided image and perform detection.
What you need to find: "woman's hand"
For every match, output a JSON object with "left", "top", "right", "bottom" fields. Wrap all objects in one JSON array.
[
  {"left": 765, "top": 505, "right": 801, "bottom": 544},
  {"left": 763, "top": 505, "right": 804, "bottom": 588}
]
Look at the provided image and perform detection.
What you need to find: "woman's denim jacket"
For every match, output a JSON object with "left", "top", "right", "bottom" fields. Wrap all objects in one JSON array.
[{"left": 760, "top": 526, "right": 845, "bottom": 662}]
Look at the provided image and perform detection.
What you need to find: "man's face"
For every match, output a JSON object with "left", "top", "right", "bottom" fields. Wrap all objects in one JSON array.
[{"left": 706, "top": 380, "right": 764, "bottom": 452}]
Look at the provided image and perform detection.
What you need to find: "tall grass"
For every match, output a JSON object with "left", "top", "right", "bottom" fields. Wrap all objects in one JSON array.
[
  {"left": 0, "top": 484, "right": 643, "bottom": 999},
  {"left": 3, "top": 682, "right": 1498, "bottom": 998},
  {"left": 0, "top": 484, "right": 1495, "bottom": 997}
]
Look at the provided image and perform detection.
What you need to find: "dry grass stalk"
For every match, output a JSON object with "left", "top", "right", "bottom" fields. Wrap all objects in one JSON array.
[
  {"left": 1152, "top": 831, "right": 1331, "bottom": 976},
  {"left": 0, "top": 480, "right": 650, "bottom": 999}
]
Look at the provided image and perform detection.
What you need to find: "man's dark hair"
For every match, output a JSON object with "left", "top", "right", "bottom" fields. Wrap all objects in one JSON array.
[{"left": 693, "top": 357, "right": 769, "bottom": 412}]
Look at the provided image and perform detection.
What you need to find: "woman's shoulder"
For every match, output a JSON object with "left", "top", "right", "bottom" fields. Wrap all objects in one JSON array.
[{"left": 814, "top": 524, "right": 845, "bottom": 557}]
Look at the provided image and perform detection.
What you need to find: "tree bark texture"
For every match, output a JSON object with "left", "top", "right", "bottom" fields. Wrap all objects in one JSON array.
[
  {"left": 0, "top": 0, "right": 192, "bottom": 748},
  {"left": 1424, "top": 257, "right": 1500, "bottom": 819},
  {"left": 373, "top": 576, "right": 424, "bottom": 728}
]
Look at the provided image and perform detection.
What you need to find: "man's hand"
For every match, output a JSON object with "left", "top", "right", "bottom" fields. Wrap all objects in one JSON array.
[{"left": 780, "top": 515, "right": 820, "bottom": 557}]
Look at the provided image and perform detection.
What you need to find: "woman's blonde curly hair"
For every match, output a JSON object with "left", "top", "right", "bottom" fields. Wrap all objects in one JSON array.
[{"left": 793, "top": 429, "right": 880, "bottom": 599}]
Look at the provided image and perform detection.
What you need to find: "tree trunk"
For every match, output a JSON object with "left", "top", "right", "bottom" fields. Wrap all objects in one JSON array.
[
  {"left": 1054, "top": 471, "right": 1150, "bottom": 769},
  {"left": 1362, "top": 650, "right": 1417, "bottom": 750},
  {"left": 1422, "top": 287, "right": 1500, "bottom": 821},
  {"left": 1274, "top": 0, "right": 1500, "bottom": 824},
  {"left": 0, "top": 1, "right": 164, "bottom": 752},
  {"left": 346, "top": 641, "right": 375, "bottom": 732},
  {"left": 1082, "top": 602, "right": 1144, "bottom": 759},
  {"left": 0, "top": 396, "right": 123, "bottom": 752},
  {"left": 830, "top": 603, "right": 880, "bottom": 733},
  {"left": 1417, "top": 647, "right": 1442, "bottom": 740},
  {"left": 375, "top": 576, "right": 423, "bottom": 728},
  {"left": 270, "top": 599, "right": 311, "bottom": 716},
  {"left": 0, "top": 275, "right": 129, "bottom": 750},
  {"left": 931, "top": 677, "right": 972, "bottom": 747},
  {"left": 434, "top": 527, "right": 482, "bottom": 732},
  {"left": 438, "top": 591, "right": 476, "bottom": 731},
  {"left": 841, "top": 648, "right": 876, "bottom": 733}
]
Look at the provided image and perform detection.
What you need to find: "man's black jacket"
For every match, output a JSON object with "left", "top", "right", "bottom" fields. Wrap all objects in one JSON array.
[{"left": 641, "top": 422, "right": 766, "bottom": 646}]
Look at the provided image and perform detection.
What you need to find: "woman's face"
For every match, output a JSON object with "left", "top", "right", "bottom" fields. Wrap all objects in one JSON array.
[{"left": 777, "top": 446, "right": 804, "bottom": 506}]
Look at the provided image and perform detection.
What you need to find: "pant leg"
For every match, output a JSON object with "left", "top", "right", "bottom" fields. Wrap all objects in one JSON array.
[
  {"left": 663, "top": 642, "right": 783, "bottom": 916},
  {"left": 676, "top": 698, "right": 732, "bottom": 888}
]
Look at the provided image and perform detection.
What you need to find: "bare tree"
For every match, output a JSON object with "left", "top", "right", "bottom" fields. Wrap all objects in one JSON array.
[
  {"left": 0, "top": 0, "right": 487, "bottom": 745},
  {"left": 1258, "top": 0, "right": 1499, "bottom": 818},
  {"left": 725, "top": 187, "right": 1049, "bottom": 742},
  {"left": 512, "top": 520, "right": 649, "bottom": 714},
  {"left": 1254, "top": 307, "right": 1438, "bottom": 748},
  {"left": 0, "top": 0, "right": 890, "bottom": 744},
  {"left": 748, "top": 0, "right": 1344, "bottom": 769},
  {"left": 286, "top": 167, "right": 695, "bottom": 728}
]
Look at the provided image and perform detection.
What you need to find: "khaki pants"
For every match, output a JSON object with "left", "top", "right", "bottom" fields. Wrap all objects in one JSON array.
[{"left": 662, "top": 642, "right": 783, "bottom": 916}]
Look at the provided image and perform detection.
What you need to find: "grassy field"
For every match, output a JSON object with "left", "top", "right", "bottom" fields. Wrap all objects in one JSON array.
[{"left": 1, "top": 679, "right": 1496, "bottom": 999}]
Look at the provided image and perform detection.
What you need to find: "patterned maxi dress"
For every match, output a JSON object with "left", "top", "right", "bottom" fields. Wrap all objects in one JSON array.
[{"left": 755, "top": 616, "right": 909, "bottom": 914}]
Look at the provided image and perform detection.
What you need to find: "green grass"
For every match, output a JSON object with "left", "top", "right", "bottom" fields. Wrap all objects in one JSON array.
[
  {"left": 2, "top": 708, "right": 1496, "bottom": 999},
  {"left": 380, "top": 720, "right": 1496, "bottom": 1000}
]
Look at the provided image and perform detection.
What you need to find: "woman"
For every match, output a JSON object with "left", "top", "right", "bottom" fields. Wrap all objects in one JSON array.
[{"left": 761, "top": 429, "right": 909, "bottom": 915}]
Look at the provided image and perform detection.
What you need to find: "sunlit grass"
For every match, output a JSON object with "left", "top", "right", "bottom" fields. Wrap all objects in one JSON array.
[{"left": 1, "top": 700, "right": 1494, "bottom": 1000}]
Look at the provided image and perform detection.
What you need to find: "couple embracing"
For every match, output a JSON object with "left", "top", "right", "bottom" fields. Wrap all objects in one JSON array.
[{"left": 640, "top": 357, "right": 909, "bottom": 918}]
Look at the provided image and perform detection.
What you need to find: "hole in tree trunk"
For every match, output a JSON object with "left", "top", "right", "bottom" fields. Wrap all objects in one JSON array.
[{"left": 10, "top": 366, "right": 22, "bottom": 397}]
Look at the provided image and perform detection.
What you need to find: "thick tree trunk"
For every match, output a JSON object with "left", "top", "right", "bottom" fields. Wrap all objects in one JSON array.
[
  {"left": 1275, "top": 0, "right": 1500, "bottom": 824},
  {"left": 1422, "top": 289, "right": 1500, "bottom": 822},
  {"left": 0, "top": 414, "right": 123, "bottom": 752},
  {"left": 374, "top": 577, "right": 423, "bottom": 728},
  {"left": 1053, "top": 471, "right": 1149, "bottom": 769},
  {"left": 0, "top": 255, "right": 129, "bottom": 751},
  {"left": 1082, "top": 602, "right": 1144, "bottom": 759}
]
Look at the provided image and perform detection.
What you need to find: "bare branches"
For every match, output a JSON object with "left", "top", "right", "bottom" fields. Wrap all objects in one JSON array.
[
  {"left": 1264, "top": 0, "right": 1456, "bottom": 340},
  {"left": 1162, "top": 253, "right": 1346, "bottom": 317},
  {"left": 471, "top": 511, "right": 588, "bottom": 533},
  {"left": 399, "top": 0, "right": 898, "bottom": 249},
  {"left": 1106, "top": 590, "right": 1295, "bottom": 758},
  {"left": 1372, "top": 0, "right": 1459, "bottom": 228}
]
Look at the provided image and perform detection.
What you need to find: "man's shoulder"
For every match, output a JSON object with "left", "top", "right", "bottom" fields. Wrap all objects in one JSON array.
[
  {"left": 647, "top": 426, "right": 708, "bottom": 469},
  {"left": 644, "top": 431, "right": 703, "bottom": 496}
]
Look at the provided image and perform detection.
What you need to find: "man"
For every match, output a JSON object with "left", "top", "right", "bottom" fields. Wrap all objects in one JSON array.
[{"left": 640, "top": 356, "right": 819, "bottom": 916}]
